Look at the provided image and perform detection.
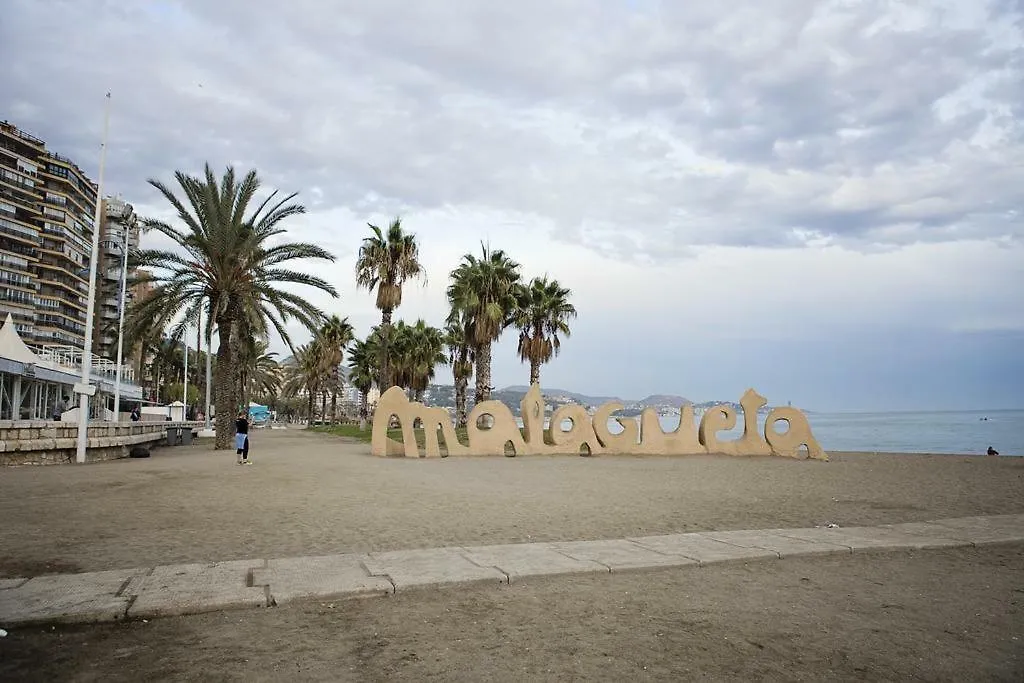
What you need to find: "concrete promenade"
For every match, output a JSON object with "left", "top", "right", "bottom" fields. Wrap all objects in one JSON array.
[{"left": 2, "top": 513, "right": 1021, "bottom": 627}]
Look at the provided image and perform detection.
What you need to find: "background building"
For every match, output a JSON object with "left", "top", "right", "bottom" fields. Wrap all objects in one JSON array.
[
  {"left": 0, "top": 121, "right": 143, "bottom": 418},
  {"left": 0, "top": 120, "right": 96, "bottom": 348},
  {"left": 95, "top": 196, "right": 140, "bottom": 360}
]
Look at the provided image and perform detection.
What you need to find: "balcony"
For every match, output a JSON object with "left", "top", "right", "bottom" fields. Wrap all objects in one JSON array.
[
  {"left": 0, "top": 274, "right": 38, "bottom": 289},
  {"left": 0, "top": 217, "right": 40, "bottom": 243}
]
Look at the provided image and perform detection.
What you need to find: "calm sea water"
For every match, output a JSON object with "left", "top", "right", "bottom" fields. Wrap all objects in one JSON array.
[{"left": 523, "top": 409, "right": 1024, "bottom": 456}]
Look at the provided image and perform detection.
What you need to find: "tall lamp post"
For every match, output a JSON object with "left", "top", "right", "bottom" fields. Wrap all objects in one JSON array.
[
  {"left": 204, "top": 302, "right": 212, "bottom": 431},
  {"left": 75, "top": 92, "right": 111, "bottom": 464},
  {"left": 112, "top": 221, "right": 130, "bottom": 421},
  {"left": 183, "top": 322, "right": 189, "bottom": 409}
]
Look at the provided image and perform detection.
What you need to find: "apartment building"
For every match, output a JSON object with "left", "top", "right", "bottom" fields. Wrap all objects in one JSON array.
[
  {"left": 0, "top": 120, "right": 95, "bottom": 349},
  {"left": 95, "top": 196, "right": 141, "bottom": 359}
]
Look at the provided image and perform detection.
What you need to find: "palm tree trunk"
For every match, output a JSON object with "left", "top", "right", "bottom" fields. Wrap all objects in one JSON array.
[
  {"left": 359, "top": 392, "right": 368, "bottom": 431},
  {"left": 306, "top": 390, "right": 314, "bottom": 427},
  {"left": 454, "top": 373, "right": 468, "bottom": 428},
  {"left": 320, "top": 390, "right": 327, "bottom": 425},
  {"left": 213, "top": 319, "right": 235, "bottom": 449},
  {"left": 380, "top": 307, "right": 393, "bottom": 389},
  {"left": 529, "top": 359, "right": 541, "bottom": 387},
  {"left": 330, "top": 381, "right": 338, "bottom": 424},
  {"left": 474, "top": 342, "right": 492, "bottom": 404}
]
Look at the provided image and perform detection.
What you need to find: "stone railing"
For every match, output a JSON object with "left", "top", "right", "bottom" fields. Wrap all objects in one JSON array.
[{"left": 0, "top": 421, "right": 204, "bottom": 466}]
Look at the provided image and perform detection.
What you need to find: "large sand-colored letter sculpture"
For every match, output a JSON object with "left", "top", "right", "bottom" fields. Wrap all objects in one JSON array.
[{"left": 372, "top": 385, "right": 827, "bottom": 460}]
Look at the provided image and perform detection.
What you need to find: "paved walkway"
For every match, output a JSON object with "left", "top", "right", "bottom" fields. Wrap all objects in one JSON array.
[{"left": 1, "top": 514, "right": 1021, "bottom": 627}]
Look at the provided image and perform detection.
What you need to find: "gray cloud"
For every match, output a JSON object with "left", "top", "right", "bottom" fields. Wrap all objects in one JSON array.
[{"left": 1, "top": 0, "right": 1021, "bottom": 262}]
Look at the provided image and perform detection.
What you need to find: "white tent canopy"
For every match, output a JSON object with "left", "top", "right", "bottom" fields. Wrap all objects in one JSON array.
[{"left": 0, "top": 314, "right": 45, "bottom": 365}]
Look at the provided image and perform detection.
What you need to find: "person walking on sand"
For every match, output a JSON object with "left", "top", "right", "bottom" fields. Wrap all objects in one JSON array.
[{"left": 235, "top": 409, "right": 251, "bottom": 464}]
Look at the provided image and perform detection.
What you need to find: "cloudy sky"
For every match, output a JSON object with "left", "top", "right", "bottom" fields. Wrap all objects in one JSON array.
[{"left": 3, "top": 0, "right": 1022, "bottom": 411}]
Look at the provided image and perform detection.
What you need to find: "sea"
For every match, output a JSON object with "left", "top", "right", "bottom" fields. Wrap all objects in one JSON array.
[{"left": 518, "top": 409, "right": 1024, "bottom": 456}]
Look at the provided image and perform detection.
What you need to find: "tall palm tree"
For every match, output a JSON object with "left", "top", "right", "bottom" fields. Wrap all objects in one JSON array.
[
  {"left": 347, "top": 336, "right": 377, "bottom": 429},
  {"left": 128, "top": 164, "right": 337, "bottom": 448},
  {"left": 447, "top": 243, "right": 521, "bottom": 404},
  {"left": 512, "top": 276, "right": 577, "bottom": 386},
  {"left": 444, "top": 313, "right": 473, "bottom": 427},
  {"left": 318, "top": 315, "right": 355, "bottom": 423},
  {"left": 354, "top": 217, "right": 424, "bottom": 392}
]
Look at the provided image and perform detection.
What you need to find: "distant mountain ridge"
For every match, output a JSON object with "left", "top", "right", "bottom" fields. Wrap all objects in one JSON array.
[{"left": 497, "top": 385, "right": 691, "bottom": 407}]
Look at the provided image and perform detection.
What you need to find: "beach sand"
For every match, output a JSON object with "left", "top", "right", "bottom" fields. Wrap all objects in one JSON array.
[
  {"left": 1, "top": 546, "right": 1020, "bottom": 681},
  {"left": 0, "top": 429, "right": 1021, "bottom": 576}
]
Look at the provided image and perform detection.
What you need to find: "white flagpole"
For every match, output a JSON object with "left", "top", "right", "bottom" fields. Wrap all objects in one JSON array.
[{"left": 75, "top": 92, "right": 112, "bottom": 464}]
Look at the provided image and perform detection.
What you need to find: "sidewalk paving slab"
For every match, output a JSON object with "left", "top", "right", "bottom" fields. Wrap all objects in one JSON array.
[
  {"left": 125, "top": 559, "right": 266, "bottom": 619},
  {"left": 881, "top": 522, "right": 981, "bottom": 545},
  {"left": 926, "top": 515, "right": 1024, "bottom": 545},
  {"left": 772, "top": 526, "right": 964, "bottom": 552},
  {"left": 0, "top": 569, "right": 145, "bottom": 626},
  {"left": 459, "top": 543, "right": 608, "bottom": 583},
  {"left": 627, "top": 533, "right": 778, "bottom": 566},
  {"left": 0, "top": 578, "right": 28, "bottom": 590},
  {"left": 252, "top": 554, "right": 393, "bottom": 605},
  {"left": 364, "top": 547, "right": 506, "bottom": 590},
  {"left": 699, "top": 530, "right": 851, "bottom": 558},
  {"left": 550, "top": 539, "right": 699, "bottom": 572}
]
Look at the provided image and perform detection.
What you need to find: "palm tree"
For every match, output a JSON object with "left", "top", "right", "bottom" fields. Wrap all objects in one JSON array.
[
  {"left": 354, "top": 217, "right": 424, "bottom": 392},
  {"left": 240, "top": 340, "right": 282, "bottom": 406},
  {"left": 512, "top": 276, "right": 577, "bottom": 386},
  {"left": 282, "top": 340, "right": 329, "bottom": 425},
  {"left": 318, "top": 315, "right": 355, "bottom": 423},
  {"left": 128, "top": 164, "right": 337, "bottom": 448},
  {"left": 347, "top": 336, "right": 377, "bottom": 429},
  {"left": 151, "top": 336, "right": 181, "bottom": 403},
  {"left": 444, "top": 314, "right": 473, "bottom": 427},
  {"left": 447, "top": 243, "right": 521, "bottom": 404},
  {"left": 402, "top": 319, "right": 447, "bottom": 402}
]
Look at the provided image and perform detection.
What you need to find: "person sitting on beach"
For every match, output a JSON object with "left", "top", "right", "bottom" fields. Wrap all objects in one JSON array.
[{"left": 987, "top": 446, "right": 999, "bottom": 456}]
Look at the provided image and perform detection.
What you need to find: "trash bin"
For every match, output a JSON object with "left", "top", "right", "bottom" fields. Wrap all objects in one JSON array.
[
  {"left": 180, "top": 427, "right": 193, "bottom": 445},
  {"left": 166, "top": 426, "right": 183, "bottom": 446}
]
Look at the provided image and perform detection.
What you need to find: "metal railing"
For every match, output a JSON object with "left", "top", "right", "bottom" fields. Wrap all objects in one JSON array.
[{"left": 31, "top": 344, "right": 137, "bottom": 384}]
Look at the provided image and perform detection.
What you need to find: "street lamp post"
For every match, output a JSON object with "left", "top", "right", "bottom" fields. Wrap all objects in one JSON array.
[
  {"left": 204, "top": 301, "right": 212, "bottom": 431},
  {"left": 183, "top": 323, "right": 189, "bottom": 409},
  {"left": 75, "top": 92, "right": 111, "bottom": 464},
  {"left": 112, "top": 222, "right": 130, "bottom": 421}
]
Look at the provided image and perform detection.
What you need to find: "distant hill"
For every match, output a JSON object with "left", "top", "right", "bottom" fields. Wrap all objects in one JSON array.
[
  {"left": 496, "top": 386, "right": 692, "bottom": 408},
  {"left": 637, "top": 394, "right": 692, "bottom": 407},
  {"left": 497, "top": 385, "right": 622, "bottom": 406}
]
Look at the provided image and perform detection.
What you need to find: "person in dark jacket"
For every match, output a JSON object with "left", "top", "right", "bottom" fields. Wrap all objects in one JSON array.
[{"left": 235, "top": 410, "right": 251, "bottom": 464}]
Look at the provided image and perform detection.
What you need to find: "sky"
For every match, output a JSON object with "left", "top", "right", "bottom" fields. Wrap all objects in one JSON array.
[{"left": 1, "top": 0, "right": 1022, "bottom": 411}]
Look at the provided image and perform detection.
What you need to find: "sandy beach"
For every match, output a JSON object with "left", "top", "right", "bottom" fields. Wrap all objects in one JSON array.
[
  {"left": 1, "top": 545, "right": 1020, "bottom": 681},
  {"left": 1, "top": 428, "right": 1022, "bottom": 577}
]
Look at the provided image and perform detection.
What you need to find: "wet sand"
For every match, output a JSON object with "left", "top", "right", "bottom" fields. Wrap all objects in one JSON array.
[{"left": 1, "top": 429, "right": 1022, "bottom": 576}]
